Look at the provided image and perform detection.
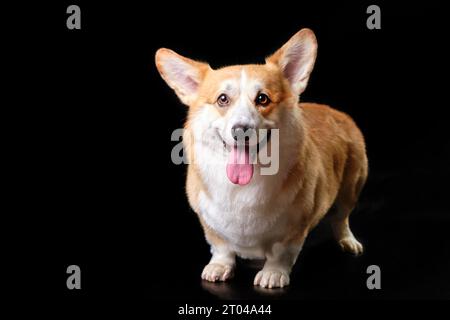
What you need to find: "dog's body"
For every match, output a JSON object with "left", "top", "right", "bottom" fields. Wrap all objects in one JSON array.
[{"left": 156, "top": 29, "right": 367, "bottom": 288}]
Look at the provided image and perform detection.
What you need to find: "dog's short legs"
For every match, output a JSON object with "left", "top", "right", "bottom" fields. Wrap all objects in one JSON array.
[
  {"left": 331, "top": 163, "right": 366, "bottom": 256},
  {"left": 254, "top": 242, "right": 303, "bottom": 288},
  {"left": 201, "top": 245, "right": 235, "bottom": 282},
  {"left": 330, "top": 214, "right": 363, "bottom": 255}
]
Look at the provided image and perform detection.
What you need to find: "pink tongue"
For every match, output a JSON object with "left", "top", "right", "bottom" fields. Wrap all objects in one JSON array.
[{"left": 226, "top": 145, "right": 254, "bottom": 186}]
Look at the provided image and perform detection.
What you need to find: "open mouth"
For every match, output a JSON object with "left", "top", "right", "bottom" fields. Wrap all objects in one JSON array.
[
  {"left": 220, "top": 130, "right": 272, "bottom": 152},
  {"left": 219, "top": 130, "right": 272, "bottom": 186}
]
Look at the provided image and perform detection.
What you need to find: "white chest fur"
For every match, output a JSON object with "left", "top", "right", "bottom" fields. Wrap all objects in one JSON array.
[
  {"left": 190, "top": 105, "right": 302, "bottom": 258},
  {"left": 195, "top": 143, "right": 295, "bottom": 258}
]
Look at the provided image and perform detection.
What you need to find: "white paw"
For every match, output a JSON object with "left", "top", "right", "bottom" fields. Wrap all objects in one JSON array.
[
  {"left": 339, "top": 236, "right": 364, "bottom": 255},
  {"left": 201, "top": 263, "right": 234, "bottom": 282},
  {"left": 254, "top": 269, "right": 290, "bottom": 288}
]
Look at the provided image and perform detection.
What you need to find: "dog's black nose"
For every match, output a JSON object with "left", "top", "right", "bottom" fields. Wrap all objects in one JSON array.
[{"left": 231, "top": 124, "right": 254, "bottom": 141}]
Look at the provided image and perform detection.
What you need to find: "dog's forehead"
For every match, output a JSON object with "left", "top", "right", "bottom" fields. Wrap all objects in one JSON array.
[
  {"left": 206, "top": 65, "right": 279, "bottom": 90},
  {"left": 198, "top": 64, "right": 287, "bottom": 104}
]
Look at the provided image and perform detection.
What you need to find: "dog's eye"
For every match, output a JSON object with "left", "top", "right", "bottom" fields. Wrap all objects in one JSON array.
[
  {"left": 217, "top": 94, "right": 230, "bottom": 107},
  {"left": 255, "top": 93, "right": 270, "bottom": 107}
]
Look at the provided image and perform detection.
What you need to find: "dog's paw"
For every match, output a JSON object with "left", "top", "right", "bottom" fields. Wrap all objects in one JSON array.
[
  {"left": 339, "top": 236, "right": 364, "bottom": 255},
  {"left": 201, "top": 263, "right": 234, "bottom": 282},
  {"left": 254, "top": 269, "right": 290, "bottom": 288}
]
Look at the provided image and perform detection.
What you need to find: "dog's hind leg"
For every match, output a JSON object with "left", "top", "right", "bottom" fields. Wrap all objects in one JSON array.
[
  {"left": 330, "top": 212, "right": 363, "bottom": 255},
  {"left": 330, "top": 157, "right": 367, "bottom": 255}
]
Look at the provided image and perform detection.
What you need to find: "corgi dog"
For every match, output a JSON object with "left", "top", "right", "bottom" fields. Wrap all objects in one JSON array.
[{"left": 155, "top": 28, "right": 368, "bottom": 288}]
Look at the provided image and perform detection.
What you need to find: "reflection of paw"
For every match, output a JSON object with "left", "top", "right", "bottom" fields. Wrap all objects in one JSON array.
[
  {"left": 339, "top": 236, "right": 364, "bottom": 255},
  {"left": 254, "top": 269, "right": 290, "bottom": 288},
  {"left": 201, "top": 263, "right": 234, "bottom": 282}
]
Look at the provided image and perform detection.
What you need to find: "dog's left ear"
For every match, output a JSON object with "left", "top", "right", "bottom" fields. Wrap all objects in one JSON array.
[{"left": 266, "top": 28, "right": 317, "bottom": 96}]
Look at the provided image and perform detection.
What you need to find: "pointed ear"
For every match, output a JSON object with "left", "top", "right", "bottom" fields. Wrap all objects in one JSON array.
[
  {"left": 155, "top": 48, "right": 210, "bottom": 105},
  {"left": 266, "top": 28, "right": 317, "bottom": 96}
]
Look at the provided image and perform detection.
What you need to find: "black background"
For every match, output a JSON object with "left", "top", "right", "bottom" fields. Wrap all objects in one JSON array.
[{"left": 11, "top": 0, "right": 450, "bottom": 313}]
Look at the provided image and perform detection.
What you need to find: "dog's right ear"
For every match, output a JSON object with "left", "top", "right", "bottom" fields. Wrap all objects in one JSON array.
[{"left": 155, "top": 48, "right": 210, "bottom": 106}]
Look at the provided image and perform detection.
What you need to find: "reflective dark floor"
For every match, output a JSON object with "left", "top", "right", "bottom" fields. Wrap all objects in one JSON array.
[
  {"left": 145, "top": 169, "right": 450, "bottom": 300},
  {"left": 147, "top": 215, "right": 450, "bottom": 300}
]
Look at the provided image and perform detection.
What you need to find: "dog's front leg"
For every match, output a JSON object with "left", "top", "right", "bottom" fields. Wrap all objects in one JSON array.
[
  {"left": 254, "top": 242, "right": 303, "bottom": 288},
  {"left": 201, "top": 245, "right": 235, "bottom": 282}
]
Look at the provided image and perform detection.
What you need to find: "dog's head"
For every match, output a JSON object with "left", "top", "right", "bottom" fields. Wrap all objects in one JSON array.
[{"left": 156, "top": 28, "right": 317, "bottom": 185}]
